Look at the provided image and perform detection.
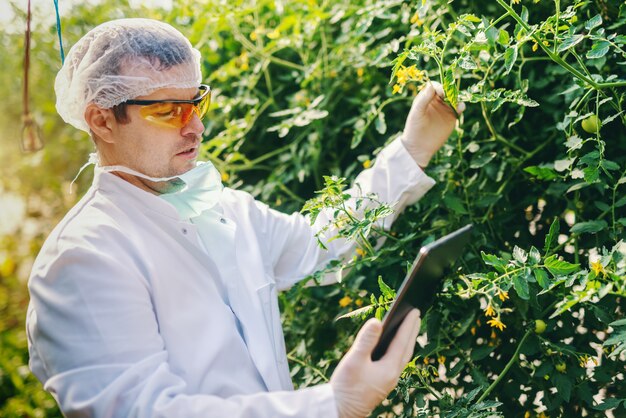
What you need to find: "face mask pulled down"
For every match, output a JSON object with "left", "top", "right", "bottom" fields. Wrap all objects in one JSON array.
[{"left": 74, "top": 153, "right": 224, "bottom": 219}]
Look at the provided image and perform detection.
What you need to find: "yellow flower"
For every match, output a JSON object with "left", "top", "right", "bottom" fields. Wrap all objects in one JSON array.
[
  {"left": 512, "top": 0, "right": 521, "bottom": 3},
  {"left": 356, "top": 68, "right": 364, "bottom": 77},
  {"left": 238, "top": 51, "right": 249, "bottom": 71},
  {"left": 487, "top": 317, "right": 506, "bottom": 331},
  {"left": 498, "top": 290, "right": 509, "bottom": 302},
  {"left": 355, "top": 247, "right": 366, "bottom": 257},
  {"left": 392, "top": 84, "right": 403, "bottom": 94},
  {"left": 590, "top": 260, "right": 606, "bottom": 277},
  {"left": 362, "top": 159, "right": 372, "bottom": 169},
  {"left": 250, "top": 30, "right": 258, "bottom": 41},
  {"left": 338, "top": 295, "right": 352, "bottom": 308},
  {"left": 355, "top": 299, "right": 363, "bottom": 307},
  {"left": 484, "top": 304, "right": 496, "bottom": 317},
  {"left": 267, "top": 28, "right": 280, "bottom": 40},
  {"left": 470, "top": 326, "right": 476, "bottom": 336},
  {"left": 221, "top": 172, "right": 230, "bottom": 182},
  {"left": 524, "top": 412, "right": 531, "bottom": 418},
  {"left": 532, "top": 42, "right": 539, "bottom": 52},
  {"left": 437, "top": 355, "right": 446, "bottom": 364},
  {"left": 405, "top": 65, "right": 423, "bottom": 81},
  {"left": 396, "top": 67, "right": 409, "bottom": 85},
  {"left": 410, "top": 12, "right": 423, "bottom": 26}
]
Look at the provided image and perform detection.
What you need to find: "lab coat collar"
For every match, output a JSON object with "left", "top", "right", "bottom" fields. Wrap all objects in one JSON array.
[{"left": 92, "top": 167, "right": 187, "bottom": 221}]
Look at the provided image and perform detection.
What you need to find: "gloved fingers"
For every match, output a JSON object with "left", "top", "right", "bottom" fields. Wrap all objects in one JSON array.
[
  {"left": 410, "top": 82, "right": 436, "bottom": 113},
  {"left": 430, "top": 81, "right": 465, "bottom": 117},
  {"left": 430, "top": 81, "right": 445, "bottom": 99},
  {"left": 382, "top": 309, "right": 420, "bottom": 369},
  {"left": 350, "top": 317, "right": 383, "bottom": 358}
]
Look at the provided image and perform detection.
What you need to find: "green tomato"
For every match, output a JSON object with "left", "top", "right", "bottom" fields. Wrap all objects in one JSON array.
[
  {"left": 555, "top": 362, "right": 567, "bottom": 373},
  {"left": 581, "top": 115, "right": 600, "bottom": 133},
  {"left": 534, "top": 319, "right": 547, "bottom": 334}
]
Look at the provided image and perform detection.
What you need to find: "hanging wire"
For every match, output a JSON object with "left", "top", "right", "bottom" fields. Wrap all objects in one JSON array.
[
  {"left": 21, "top": 0, "right": 44, "bottom": 152},
  {"left": 53, "top": 0, "right": 65, "bottom": 63}
]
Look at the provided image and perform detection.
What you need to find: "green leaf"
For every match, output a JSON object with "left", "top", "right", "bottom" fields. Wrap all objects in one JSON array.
[
  {"left": 336, "top": 305, "right": 374, "bottom": 320},
  {"left": 481, "top": 251, "right": 506, "bottom": 272},
  {"left": 443, "top": 65, "right": 458, "bottom": 110},
  {"left": 544, "top": 254, "right": 579, "bottom": 276},
  {"left": 544, "top": 217, "right": 560, "bottom": 254},
  {"left": 587, "top": 41, "right": 610, "bottom": 59},
  {"left": 528, "top": 246, "right": 541, "bottom": 265},
  {"left": 513, "top": 273, "right": 530, "bottom": 300},
  {"left": 565, "top": 135, "right": 583, "bottom": 151},
  {"left": 374, "top": 111, "right": 387, "bottom": 134},
  {"left": 594, "top": 398, "right": 625, "bottom": 411},
  {"left": 513, "top": 246, "right": 528, "bottom": 264},
  {"left": 443, "top": 194, "right": 468, "bottom": 215},
  {"left": 602, "top": 159, "right": 620, "bottom": 171},
  {"left": 557, "top": 34, "right": 584, "bottom": 53},
  {"left": 378, "top": 276, "right": 394, "bottom": 299},
  {"left": 553, "top": 373, "right": 572, "bottom": 402},
  {"left": 524, "top": 166, "right": 558, "bottom": 181},
  {"left": 534, "top": 268, "right": 550, "bottom": 289},
  {"left": 458, "top": 54, "right": 477, "bottom": 70},
  {"left": 585, "top": 14, "right": 603, "bottom": 30},
  {"left": 375, "top": 306, "right": 385, "bottom": 321},
  {"left": 498, "top": 29, "right": 510, "bottom": 46},
  {"left": 503, "top": 45, "right": 518, "bottom": 75},
  {"left": 570, "top": 220, "right": 608, "bottom": 234},
  {"left": 471, "top": 345, "right": 496, "bottom": 361},
  {"left": 470, "top": 152, "right": 497, "bottom": 168}
]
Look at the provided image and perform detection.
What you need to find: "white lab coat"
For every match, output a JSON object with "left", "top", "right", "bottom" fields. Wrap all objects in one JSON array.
[{"left": 26, "top": 138, "right": 435, "bottom": 417}]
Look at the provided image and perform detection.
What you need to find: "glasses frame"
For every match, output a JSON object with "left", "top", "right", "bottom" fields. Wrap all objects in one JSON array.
[{"left": 124, "top": 84, "right": 211, "bottom": 107}]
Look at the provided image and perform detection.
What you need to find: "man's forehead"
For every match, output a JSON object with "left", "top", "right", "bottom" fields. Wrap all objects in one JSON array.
[
  {"left": 134, "top": 85, "right": 200, "bottom": 101},
  {"left": 119, "top": 59, "right": 200, "bottom": 100}
]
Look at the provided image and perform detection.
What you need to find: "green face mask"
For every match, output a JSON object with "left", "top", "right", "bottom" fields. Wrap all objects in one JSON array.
[{"left": 158, "top": 161, "right": 224, "bottom": 218}]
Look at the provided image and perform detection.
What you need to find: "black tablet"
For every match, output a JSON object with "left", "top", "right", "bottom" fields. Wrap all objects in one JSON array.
[{"left": 371, "top": 224, "right": 473, "bottom": 361}]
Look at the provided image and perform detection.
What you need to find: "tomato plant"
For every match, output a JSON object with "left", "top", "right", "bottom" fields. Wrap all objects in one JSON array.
[{"left": 1, "top": 0, "right": 625, "bottom": 417}]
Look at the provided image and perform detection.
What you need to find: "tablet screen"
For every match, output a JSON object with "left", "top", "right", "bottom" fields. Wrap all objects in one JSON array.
[{"left": 371, "top": 224, "right": 473, "bottom": 361}]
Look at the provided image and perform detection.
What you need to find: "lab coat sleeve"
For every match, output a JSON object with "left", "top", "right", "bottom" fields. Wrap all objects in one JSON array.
[
  {"left": 27, "top": 242, "right": 338, "bottom": 418},
  {"left": 256, "top": 137, "right": 436, "bottom": 290}
]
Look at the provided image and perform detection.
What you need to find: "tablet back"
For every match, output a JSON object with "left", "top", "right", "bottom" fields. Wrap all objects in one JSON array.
[{"left": 371, "top": 224, "right": 473, "bottom": 361}]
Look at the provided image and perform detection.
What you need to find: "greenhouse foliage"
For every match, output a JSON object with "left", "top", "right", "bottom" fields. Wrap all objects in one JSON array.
[{"left": 0, "top": 0, "right": 625, "bottom": 416}]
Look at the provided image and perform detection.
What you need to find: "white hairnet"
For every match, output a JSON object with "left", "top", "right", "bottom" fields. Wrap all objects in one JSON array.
[{"left": 55, "top": 18, "right": 202, "bottom": 132}]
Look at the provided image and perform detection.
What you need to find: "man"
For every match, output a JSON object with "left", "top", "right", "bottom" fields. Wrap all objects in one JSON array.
[{"left": 26, "top": 18, "right": 463, "bottom": 417}]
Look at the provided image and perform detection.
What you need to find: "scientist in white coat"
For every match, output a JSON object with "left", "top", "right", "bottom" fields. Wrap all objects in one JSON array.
[{"left": 26, "top": 18, "right": 464, "bottom": 418}]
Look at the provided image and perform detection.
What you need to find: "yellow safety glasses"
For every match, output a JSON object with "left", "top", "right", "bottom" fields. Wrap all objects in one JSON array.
[{"left": 124, "top": 84, "right": 211, "bottom": 128}]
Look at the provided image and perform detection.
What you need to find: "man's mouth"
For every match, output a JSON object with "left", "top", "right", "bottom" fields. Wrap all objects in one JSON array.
[{"left": 176, "top": 146, "right": 197, "bottom": 156}]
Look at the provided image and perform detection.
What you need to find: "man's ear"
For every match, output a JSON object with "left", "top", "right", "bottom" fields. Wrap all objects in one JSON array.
[{"left": 84, "top": 104, "right": 116, "bottom": 144}]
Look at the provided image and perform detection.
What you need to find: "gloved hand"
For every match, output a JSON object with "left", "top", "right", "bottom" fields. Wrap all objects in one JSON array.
[
  {"left": 401, "top": 81, "right": 465, "bottom": 168},
  {"left": 330, "top": 309, "right": 421, "bottom": 418}
]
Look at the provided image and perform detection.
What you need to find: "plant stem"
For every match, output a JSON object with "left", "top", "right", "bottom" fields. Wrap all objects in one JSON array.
[
  {"left": 495, "top": 0, "right": 626, "bottom": 90},
  {"left": 286, "top": 354, "right": 329, "bottom": 382},
  {"left": 476, "top": 329, "right": 533, "bottom": 403}
]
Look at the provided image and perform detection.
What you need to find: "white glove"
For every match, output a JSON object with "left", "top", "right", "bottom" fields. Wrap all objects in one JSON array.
[
  {"left": 330, "top": 309, "right": 421, "bottom": 418},
  {"left": 401, "top": 81, "right": 465, "bottom": 168}
]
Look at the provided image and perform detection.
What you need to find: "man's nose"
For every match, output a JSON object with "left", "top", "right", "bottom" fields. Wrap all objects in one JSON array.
[{"left": 181, "top": 112, "right": 205, "bottom": 137}]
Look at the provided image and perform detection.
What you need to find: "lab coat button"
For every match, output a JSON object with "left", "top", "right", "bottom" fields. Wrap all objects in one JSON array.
[
  {"left": 182, "top": 228, "right": 188, "bottom": 234},
  {"left": 220, "top": 218, "right": 227, "bottom": 224}
]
